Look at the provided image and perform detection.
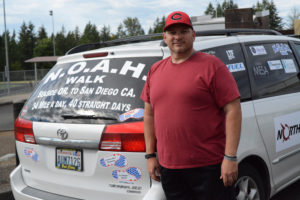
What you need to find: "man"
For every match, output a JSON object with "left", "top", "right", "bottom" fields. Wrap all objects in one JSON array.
[{"left": 140, "top": 11, "right": 242, "bottom": 200}]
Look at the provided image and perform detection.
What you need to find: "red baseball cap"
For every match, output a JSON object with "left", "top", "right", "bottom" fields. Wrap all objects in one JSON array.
[{"left": 163, "top": 11, "right": 193, "bottom": 31}]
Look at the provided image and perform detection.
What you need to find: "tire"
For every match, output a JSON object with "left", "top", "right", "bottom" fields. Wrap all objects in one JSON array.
[{"left": 235, "top": 163, "right": 267, "bottom": 200}]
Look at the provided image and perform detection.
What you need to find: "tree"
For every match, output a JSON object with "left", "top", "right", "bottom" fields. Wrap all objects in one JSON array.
[
  {"left": 253, "top": 0, "right": 283, "bottom": 29},
  {"left": 205, "top": 2, "right": 215, "bottom": 16},
  {"left": 116, "top": 23, "right": 126, "bottom": 39},
  {"left": 0, "top": 34, "right": 4, "bottom": 72},
  {"left": 122, "top": 17, "right": 145, "bottom": 37},
  {"left": 222, "top": 0, "right": 238, "bottom": 14},
  {"left": 18, "top": 22, "right": 37, "bottom": 70},
  {"left": 149, "top": 16, "right": 165, "bottom": 34},
  {"left": 216, "top": 3, "right": 223, "bottom": 17},
  {"left": 55, "top": 26, "right": 68, "bottom": 55},
  {"left": 204, "top": 0, "right": 238, "bottom": 18},
  {"left": 33, "top": 38, "right": 53, "bottom": 57},
  {"left": 0, "top": 31, "right": 20, "bottom": 72},
  {"left": 80, "top": 22, "right": 100, "bottom": 44},
  {"left": 287, "top": 7, "right": 300, "bottom": 29},
  {"left": 38, "top": 26, "right": 48, "bottom": 40},
  {"left": 73, "top": 26, "right": 81, "bottom": 44},
  {"left": 99, "top": 25, "right": 111, "bottom": 42},
  {"left": 9, "top": 31, "right": 22, "bottom": 70},
  {"left": 65, "top": 27, "right": 81, "bottom": 53}
]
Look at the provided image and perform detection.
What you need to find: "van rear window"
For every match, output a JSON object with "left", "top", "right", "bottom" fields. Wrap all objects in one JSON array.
[{"left": 21, "top": 57, "right": 162, "bottom": 124}]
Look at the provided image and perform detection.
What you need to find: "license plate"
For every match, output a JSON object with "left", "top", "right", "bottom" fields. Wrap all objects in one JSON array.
[{"left": 56, "top": 148, "right": 83, "bottom": 172}]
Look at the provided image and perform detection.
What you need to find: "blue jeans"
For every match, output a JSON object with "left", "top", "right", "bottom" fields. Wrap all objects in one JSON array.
[{"left": 160, "top": 163, "right": 237, "bottom": 200}]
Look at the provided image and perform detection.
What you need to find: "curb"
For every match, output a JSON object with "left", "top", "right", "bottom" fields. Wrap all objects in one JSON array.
[{"left": 0, "top": 101, "right": 13, "bottom": 106}]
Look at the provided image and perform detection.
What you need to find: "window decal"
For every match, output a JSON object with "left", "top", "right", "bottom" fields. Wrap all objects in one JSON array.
[
  {"left": 281, "top": 59, "right": 297, "bottom": 73},
  {"left": 226, "top": 50, "right": 235, "bottom": 60},
  {"left": 267, "top": 60, "right": 283, "bottom": 70},
  {"left": 249, "top": 45, "right": 267, "bottom": 56},
  {"left": 253, "top": 65, "right": 269, "bottom": 76},
  {"left": 272, "top": 43, "right": 292, "bottom": 55},
  {"left": 226, "top": 63, "right": 246, "bottom": 73},
  {"left": 119, "top": 108, "right": 144, "bottom": 122}
]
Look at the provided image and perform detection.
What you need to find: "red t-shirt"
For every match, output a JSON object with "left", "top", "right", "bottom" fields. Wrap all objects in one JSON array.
[{"left": 140, "top": 52, "right": 240, "bottom": 169}]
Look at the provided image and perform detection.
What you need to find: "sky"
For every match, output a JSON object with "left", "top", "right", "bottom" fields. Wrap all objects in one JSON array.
[{"left": 0, "top": 0, "right": 300, "bottom": 37}]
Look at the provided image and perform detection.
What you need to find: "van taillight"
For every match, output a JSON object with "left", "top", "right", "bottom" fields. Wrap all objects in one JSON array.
[
  {"left": 99, "top": 122, "right": 145, "bottom": 152},
  {"left": 14, "top": 117, "right": 36, "bottom": 144}
]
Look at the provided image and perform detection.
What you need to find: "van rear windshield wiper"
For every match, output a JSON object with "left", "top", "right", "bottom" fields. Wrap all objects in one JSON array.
[{"left": 61, "top": 114, "right": 118, "bottom": 121}]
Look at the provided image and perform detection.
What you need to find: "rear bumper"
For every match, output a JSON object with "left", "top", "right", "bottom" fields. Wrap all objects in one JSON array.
[
  {"left": 10, "top": 165, "right": 81, "bottom": 200},
  {"left": 10, "top": 165, "right": 166, "bottom": 200}
]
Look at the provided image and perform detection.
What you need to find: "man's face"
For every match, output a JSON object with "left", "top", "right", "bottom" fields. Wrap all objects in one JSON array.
[{"left": 163, "top": 24, "right": 195, "bottom": 55}]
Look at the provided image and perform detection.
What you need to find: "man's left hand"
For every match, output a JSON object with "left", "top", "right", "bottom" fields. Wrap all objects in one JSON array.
[{"left": 220, "top": 159, "right": 238, "bottom": 187}]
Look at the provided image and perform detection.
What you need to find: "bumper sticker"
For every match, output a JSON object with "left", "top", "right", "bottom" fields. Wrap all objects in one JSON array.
[
  {"left": 112, "top": 167, "right": 142, "bottom": 182},
  {"left": 100, "top": 153, "right": 128, "bottom": 168},
  {"left": 119, "top": 108, "right": 144, "bottom": 122},
  {"left": 24, "top": 147, "right": 39, "bottom": 162}
]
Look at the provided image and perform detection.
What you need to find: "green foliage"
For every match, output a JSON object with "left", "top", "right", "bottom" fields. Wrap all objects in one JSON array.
[
  {"left": 205, "top": 0, "right": 238, "bottom": 18},
  {"left": 100, "top": 25, "right": 112, "bottom": 42},
  {"left": 80, "top": 22, "right": 100, "bottom": 44},
  {"left": 9, "top": 31, "right": 21, "bottom": 70},
  {"left": 33, "top": 38, "right": 54, "bottom": 68},
  {"left": 222, "top": 0, "right": 238, "bottom": 10},
  {"left": 38, "top": 26, "right": 48, "bottom": 40},
  {"left": 55, "top": 26, "right": 68, "bottom": 55},
  {"left": 18, "top": 22, "right": 37, "bottom": 70},
  {"left": 116, "top": 23, "right": 127, "bottom": 39},
  {"left": 33, "top": 38, "right": 53, "bottom": 57},
  {"left": 205, "top": 2, "right": 215, "bottom": 16},
  {"left": 118, "top": 17, "right": 145, "bottom": 37},
  {"left": 0, "top": 34, "right": 5, "bottom": 72},
  {"left": 148, "top": 16, "right": 165, "bottom": 34},
  {"left": 253, "top": 0, "right": 283, "bottom": 29}
]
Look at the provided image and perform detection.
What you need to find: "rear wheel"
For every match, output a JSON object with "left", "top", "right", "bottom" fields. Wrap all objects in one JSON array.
[{"left": 235, "top": 163, "right": 267, "bottom": 200}]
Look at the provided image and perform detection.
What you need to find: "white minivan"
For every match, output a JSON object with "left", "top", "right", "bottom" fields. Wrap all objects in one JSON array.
[{"left": 10, "top": 29, "right": 300, "bottom": 200}]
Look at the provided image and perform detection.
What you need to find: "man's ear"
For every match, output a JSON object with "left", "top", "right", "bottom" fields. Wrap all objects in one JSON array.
[
  {"left": 192, "top": 30, "right": 196, "bottom": 42},
  {"left": 163, "top": 32, "right": 167, "bottom": 42}
]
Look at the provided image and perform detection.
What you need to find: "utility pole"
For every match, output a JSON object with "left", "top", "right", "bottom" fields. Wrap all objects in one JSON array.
[
  {"left": 49, "top": 10, "right": 56, "bottom": 56},
  {"left": 3, "top": 0, "right": 10, "bottom": 94}
]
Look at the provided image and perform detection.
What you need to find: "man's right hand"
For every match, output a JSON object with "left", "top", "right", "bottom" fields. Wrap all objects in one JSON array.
[{"left": 147, "top": 157, "right": 161, "bottom": 181}]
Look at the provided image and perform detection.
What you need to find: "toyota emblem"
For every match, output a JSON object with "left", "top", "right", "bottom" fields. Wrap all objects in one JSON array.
[{"left": 57, "top": 129, "right": 68, "bottom": 140}]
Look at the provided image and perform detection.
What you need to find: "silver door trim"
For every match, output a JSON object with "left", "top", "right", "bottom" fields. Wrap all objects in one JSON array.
[{"left": 272, "top": 148, "right": 300, "bottom": 164}]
